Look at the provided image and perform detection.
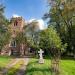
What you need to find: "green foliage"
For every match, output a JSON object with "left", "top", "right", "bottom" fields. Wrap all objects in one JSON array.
[
  {"left": 0, "top": 32, "right": 11, "bottom": 50},
  {"left": 44, "top": 0, "right": 75, "bottom": 55},
  {"left": 24, "top": 20, "right": 40, "bottom": 49},
  {"left": 39, "top": 26, "right": 64, "bottom": 51},
  {"left": 15, "top": 32, "right": 27, "bottom": 44},
  {"left": 0, "top": 4, "right": 11, "bottom": 51}
]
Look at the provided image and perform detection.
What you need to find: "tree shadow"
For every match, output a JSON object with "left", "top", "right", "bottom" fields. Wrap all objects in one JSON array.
[
  {"left": 61, "top": 56, "right": 75, "bottom": 60},
  {"left": 26, "top": 67, "right": 51, "bottom": 72},
  {"left": 25, "top": 59, "right": 51, "bottom": 75},
  {"left": 0, "top": 66, "right": 26, "bottom": 75}
]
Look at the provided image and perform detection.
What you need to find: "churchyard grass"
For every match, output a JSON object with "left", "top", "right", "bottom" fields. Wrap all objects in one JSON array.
[
  {"left": 26, "top": 58, "right": 75, "bottom": 75},
  {"left": 26, "top": 58, "right": 51, "bottom": 75},
  {"left": 60, "top": 59, "right": 75, "bottom": 75}
]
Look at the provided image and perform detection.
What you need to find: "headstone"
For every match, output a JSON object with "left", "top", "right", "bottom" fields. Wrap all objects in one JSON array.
[{"left": 38, "top": 49, "right": 44, "bottom": 64}]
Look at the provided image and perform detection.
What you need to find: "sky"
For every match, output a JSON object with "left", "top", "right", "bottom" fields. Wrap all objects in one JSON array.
[{"left": 2, "top": 0, "right": 48, "bottom": 20}]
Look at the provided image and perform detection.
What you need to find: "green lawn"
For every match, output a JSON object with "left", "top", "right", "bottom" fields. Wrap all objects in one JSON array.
[
  {"left": 26, "top": 58, "right": 75, "bottom": 75},
  {"left": 60, "top": 59, "right": 75, "bottom": 75},
  {"left": 0, "top": 56, "right": 12, "bottom": 68},
  {"left": 0, "top": 56, "right": 75, "bottom": 75}
]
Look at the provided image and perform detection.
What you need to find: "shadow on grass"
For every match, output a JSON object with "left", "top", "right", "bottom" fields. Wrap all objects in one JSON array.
[
  {"left": 61, "top": 56, "right": 75, "bottom": 60},
  {"left": 0, "top": 67, "right": 26, "bottom": 75},
  {"left": 44, "top": 55, "right": 75, "bottom": 60},
  {"left": 25, "top": 59, "right": 51, "bottom": 75},
  {"left": 26, "top": 67, "right": 51, "bottom": 72}
]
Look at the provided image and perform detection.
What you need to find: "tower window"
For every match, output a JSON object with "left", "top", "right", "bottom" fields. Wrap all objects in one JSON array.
[
  {"left": 14, "top": 20, "right": 18, "bottom": 26},
  {"left": 10, "top": 40, "right": 16, "bottom": 47}
]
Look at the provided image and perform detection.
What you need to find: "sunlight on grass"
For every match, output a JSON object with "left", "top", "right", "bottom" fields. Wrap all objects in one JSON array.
[
  {"left": 26, "top": 58, "right": 75, "bottom": 75},
  {"left": 0, "top": 56, "right": 12, "bottom": 67},
  {"left": 60, "top": 60, "right": 75, "bottom": 75},
  {"left": 26, "top": 58, "right": 51, "bottom": 75}
]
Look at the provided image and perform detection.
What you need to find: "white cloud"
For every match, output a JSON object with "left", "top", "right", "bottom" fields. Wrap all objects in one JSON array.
[
  {"left": 28, "top": 19, "right": 46, "bottom": 30},
  {"left": 37, "top": 19, "right": 46, "bottom": 30},
  {"left": 28, "top": 19, "right": 35, "bottom": 23},
  {"left": 12, "top": 14, "right": 20, "bottom": 18}
]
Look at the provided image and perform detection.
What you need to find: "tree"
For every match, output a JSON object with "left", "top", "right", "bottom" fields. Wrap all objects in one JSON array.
[
  {"left": 15, "top": 32, "right": 28, "bottom": 55},
  {"left": 15, "top": 20, "right": 40, "bottom": 55},
  {"left": 0, "top": 4, "right": 11, "bottom": 53},
  {"left": 44, "top": 0, "right": 75, "bottom": 56},
  {"left": 39, "top": 26, "right": 67, "bottom": 75},
  {"left": 24, "top": 20, "right": 40, "bottom": 50}
]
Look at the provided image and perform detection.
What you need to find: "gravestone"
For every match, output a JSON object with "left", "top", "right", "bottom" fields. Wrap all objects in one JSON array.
[{"left": 38, "top": 49, "right": 44, "bottom": 64}]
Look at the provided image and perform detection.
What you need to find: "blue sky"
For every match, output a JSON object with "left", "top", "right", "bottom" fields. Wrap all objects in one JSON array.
[{"left": 3, "top": 0, "right": 47, "bottom": 20}]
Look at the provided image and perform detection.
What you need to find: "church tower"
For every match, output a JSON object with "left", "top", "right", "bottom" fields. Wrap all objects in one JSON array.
[
  {"left": 10, "top": 16, "right": 25, "bottom": 38},
  {"left": 9, "top": 16, "right": 25, "bottom": 56}
]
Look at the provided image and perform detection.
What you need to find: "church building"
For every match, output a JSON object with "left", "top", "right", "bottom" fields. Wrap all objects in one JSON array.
[
  {"left": 1, "top": 16, "right": 30, "bottom": 56},
  {"left": 1, "top": 15, "right": 44, "bottom": 56}
]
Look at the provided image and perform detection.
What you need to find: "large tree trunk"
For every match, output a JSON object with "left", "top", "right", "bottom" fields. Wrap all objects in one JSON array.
[{"left": 51, "top": 48, "right": 61, "bottom": 75}]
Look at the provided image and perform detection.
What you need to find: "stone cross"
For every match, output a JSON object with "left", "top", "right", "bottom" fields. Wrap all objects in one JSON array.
[
  {"left": 38, "top": 49, "right": 44, "bottom": 64},
  {"left": 38, "top": 49, "right": 44, "bottom": 59}
]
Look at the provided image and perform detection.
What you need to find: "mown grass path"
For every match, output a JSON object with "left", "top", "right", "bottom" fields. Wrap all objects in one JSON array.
[
  {"left": 4, "top": 58, "right": 29, "bottom": 75},
  {"left": 0, "top": 56, "right": 29, "bottom": 75},
  {"left": 2, "top": 58, "right": 20, "bottom": 75},
  {"left": 15, "top": 58, "right": 29, "bottom": 75}
]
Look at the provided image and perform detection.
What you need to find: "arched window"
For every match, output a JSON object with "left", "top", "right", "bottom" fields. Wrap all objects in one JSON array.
[
  {"left": 14, "top": 20, "right": 18, "bottom": 26},
  {"left": 10, "top": 40, "right": 16, "bottom": 47}
]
